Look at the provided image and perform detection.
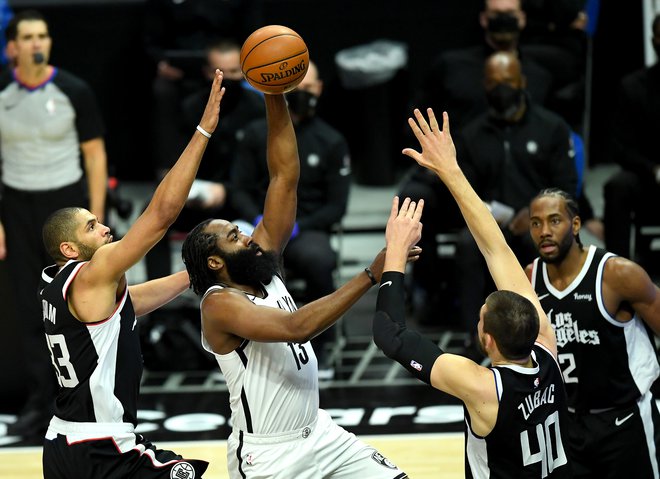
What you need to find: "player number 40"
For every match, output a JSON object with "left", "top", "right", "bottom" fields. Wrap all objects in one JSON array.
[{"left": 520, "top": 411, "right": 568, "bottom": 478}]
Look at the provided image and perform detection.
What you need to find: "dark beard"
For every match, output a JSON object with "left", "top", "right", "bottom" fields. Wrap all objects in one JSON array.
[
  {"left": 539, "top": 231, "right": 574, "bottom": 265},
  {"left": 221, "top": 244, "right": 280, "bottom": 290}
]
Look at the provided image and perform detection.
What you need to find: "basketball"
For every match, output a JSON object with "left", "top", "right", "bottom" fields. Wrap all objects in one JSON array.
[{"left": 240, "top": 25, "right": 309, "bottom": 94}]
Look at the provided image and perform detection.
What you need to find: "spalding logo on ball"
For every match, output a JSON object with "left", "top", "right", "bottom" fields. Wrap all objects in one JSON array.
[{"left": 240, "top": 25, "right": 309, "bottom": 94}]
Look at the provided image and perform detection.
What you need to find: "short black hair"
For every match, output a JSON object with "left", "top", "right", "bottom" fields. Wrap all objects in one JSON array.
[
  {"left": 483, "top": 290, "right": 539, "bottom": 360},
  {"left": 181, "top": 219, "right": 219, "bottom": 296},
  {"left": 5, "top": 10, "right": 47, "bottom": 42},
  {"left": 532, "top": 188, "right": 583, "bottom": 248},
  {"left": 42, "top": 207, "right": 83, "bottom": 264}
]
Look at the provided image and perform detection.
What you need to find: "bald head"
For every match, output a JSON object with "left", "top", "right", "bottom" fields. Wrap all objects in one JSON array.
[{"left": 484, "top": 51, "right": 525, "bottom": 91}]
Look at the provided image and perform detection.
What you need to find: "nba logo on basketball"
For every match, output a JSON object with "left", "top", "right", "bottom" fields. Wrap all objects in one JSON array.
[{"left": 171, "top": 461, "right": 195, "bottom": 479}]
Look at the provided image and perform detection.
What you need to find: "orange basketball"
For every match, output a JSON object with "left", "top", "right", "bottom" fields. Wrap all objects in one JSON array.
[{"left": 240, "top": 25, "right": 309, "bottom": 94}]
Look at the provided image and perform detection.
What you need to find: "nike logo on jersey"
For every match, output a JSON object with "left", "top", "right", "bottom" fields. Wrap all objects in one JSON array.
[
  {"left": 379, "top": 281, "right": 393, "bottom": 289},
  {"left": 615, "top": 413, "right": 634, "bottom": 426},
  {"left": 538, "top": 293, "right": 550, "bottom": 301}
]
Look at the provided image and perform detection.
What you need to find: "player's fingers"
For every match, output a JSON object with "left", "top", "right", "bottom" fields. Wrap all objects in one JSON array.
[
  {"left": 413, "top": 199, "right": 424, "bottom": 221},
  {"left": 442, "top": 111, "right": 450, "bottom": 136},
  {"left": 413, "top": 108, "right": 431, "bottom": 134},
  {"left": 399, "top": 197, "right": 411, "bottom": 216},
  {"left": 388, "top": 196, "right": 400, "bottom": 222},
  {"left": 402, "top": 147, "right": 422, "bottom": 163},
  {"left": 428, "top": 109, "right": 440, "bottom": 133},
  {"left": 406, "top": 116, "right": 424, "bottom": 141}
]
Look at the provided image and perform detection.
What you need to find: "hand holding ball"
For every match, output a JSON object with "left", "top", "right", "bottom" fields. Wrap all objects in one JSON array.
[{"left": 240, "top": 25, "right": 309, "bottom": 94}]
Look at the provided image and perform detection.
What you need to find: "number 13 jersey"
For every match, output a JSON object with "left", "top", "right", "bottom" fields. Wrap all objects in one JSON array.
[
  {"left": 39, "top": 260, "right": 141, "bottom": 427},
  {"left": 201, "top": 275, "right": 319, "bottom": 435}
]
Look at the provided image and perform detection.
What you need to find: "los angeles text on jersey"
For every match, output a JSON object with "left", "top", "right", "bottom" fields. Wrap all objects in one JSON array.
[
  {"left": 548, "top": 309, "right": 599, "bottom": 348},
  {"left": 42, "top": 299, "right": 56, "bottom": 324},
  {"left": 518, "top": 384, "right": 555, "bottom": 420}
]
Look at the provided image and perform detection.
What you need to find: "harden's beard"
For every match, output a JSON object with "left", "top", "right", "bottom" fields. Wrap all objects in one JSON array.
[{"left": 221, "top": 244, "right": 280, "bottom": 290}]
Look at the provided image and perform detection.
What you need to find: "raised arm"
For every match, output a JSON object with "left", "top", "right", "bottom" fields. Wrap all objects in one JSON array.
[
  {"left": 403, "top": 108, "right": 556, "bottom": 355},
  {"left": 70, "top": 70, "right": 225, "bottom": 321},
  {"left": 250, "top": 94, "right": 299, "bottom": 255}
]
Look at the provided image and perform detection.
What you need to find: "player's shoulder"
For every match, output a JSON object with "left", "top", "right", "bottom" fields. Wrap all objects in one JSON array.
[{"left": 603, "top": 254, "right": 647, "bottom": 286}]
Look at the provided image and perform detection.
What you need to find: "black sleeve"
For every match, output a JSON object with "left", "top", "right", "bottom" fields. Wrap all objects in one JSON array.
[
  {"left": 373, "top": 272, "right": 443, "bottom": 385},
  {"left": 55, "top": 71, "right": 105, "bottom": 142}
]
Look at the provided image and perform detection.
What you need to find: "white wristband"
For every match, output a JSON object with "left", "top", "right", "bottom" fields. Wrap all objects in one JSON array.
[{"left": 196, "top": 125, "right": 212, "bottom": 139}]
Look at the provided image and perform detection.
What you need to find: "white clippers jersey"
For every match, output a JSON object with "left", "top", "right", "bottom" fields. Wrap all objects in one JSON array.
[{"left": 201, "top": 275, "right": 319, "bottom": 434}]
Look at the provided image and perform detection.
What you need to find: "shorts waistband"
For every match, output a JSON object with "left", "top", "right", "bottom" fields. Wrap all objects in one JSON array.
[
  {"left": 232, "top": 415, "right": 319, "bottom": 445},
  {"left": 568, "top": 399, "right": 639, "bottom": 415},
  {"left": 46, "top": 416, "right": 135, "bottom": 437}
]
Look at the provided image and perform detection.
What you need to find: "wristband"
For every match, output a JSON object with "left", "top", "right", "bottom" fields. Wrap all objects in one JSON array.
[
  {"left": 364, "top": 267, "right": 377, "bottom": 286},
  {"left": 196, "top": 125, "right": 212, "bottom": 139}
]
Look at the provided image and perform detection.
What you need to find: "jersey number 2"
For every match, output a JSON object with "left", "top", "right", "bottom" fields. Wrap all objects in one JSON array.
[
  {"left": 520, "top": 410, "right": 568, "bottom": 478},
  {"left": 46, "top": 334, "right": 80, "bottom": 388}
]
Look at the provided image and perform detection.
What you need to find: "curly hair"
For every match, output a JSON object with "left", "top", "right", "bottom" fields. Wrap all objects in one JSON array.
[{"left": 181, "top": 219, "right": 220, "bottom": 296}]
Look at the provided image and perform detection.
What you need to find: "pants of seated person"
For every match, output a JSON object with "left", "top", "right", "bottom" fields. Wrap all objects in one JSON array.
[
  {"left": 604, "top": 170, "right": 660, "bottom": 261},
  {"left": 284, "top": 230, "right": 337, "bottom": 367},
  {"left": 398, "top": 167, "right": 463, "bottom": 308},
  {"left": 456, "top": 226, "right": 537, "bottom": 339},
  {"left": 145, "top": 202, "right": 238, "bottom": 280}
]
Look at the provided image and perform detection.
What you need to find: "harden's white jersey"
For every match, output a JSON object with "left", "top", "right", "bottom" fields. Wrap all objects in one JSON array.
[{"left": 201, "top": 275, "right": 319, "bottom": 435}]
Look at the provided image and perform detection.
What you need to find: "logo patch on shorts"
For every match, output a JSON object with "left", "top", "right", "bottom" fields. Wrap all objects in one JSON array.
[
  {"left": 371, "top": 450, "right": 397, "bottom": 469},
  {"left": 171, "top": 461, "right": 195, "bottom": 479}
]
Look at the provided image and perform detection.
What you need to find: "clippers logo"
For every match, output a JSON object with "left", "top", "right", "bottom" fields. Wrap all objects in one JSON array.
[
  {"left": 170, "top": 462, "right": 195, "bottom": 479},
  {"left": 371, "top": 450, "right": 397, "bottom": 469},
  {"left": 410, "top": 360, "right": 423, "bottom": 372}
]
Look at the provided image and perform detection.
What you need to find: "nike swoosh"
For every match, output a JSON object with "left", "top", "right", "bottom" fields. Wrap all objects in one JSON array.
[
  {"left": 615, "top": 413, "right": 634, "bottom": 426},
  {"left": 379, "top": 281, "right": 393, "bottom": 289},
  {"left": 538, "top": 293, "right": 550, "bottom": 301}
]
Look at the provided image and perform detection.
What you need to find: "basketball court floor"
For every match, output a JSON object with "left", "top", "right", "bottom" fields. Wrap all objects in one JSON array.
[{"left": 0, "top": 164, "right": 630, "bottom": 478}]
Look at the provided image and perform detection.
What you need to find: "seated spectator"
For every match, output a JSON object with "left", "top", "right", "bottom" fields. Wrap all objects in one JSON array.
[
  {"left": 145, "top": 39, "right": 265, "bottom": 281},
  {"left": 232, "top": 61, "right": 351, "bottom": 376},
  {"left": 454, "top": 51, "right": 577, "bottom": 352},
  {"left": 604, "top": 13, "right": 660, "bottom": 273},
  {"left": 401, "top": 0, "right": 555, "bottom": 319},
  {"left": 145, "top": 0, "right": 263, "bottom": 174}
]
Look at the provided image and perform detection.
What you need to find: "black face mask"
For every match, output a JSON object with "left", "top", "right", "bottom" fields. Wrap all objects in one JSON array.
[
  {"left": 486, "top": 84, "right": 524, "bottom": 120},
  {"left": 486, "top": 13, "right": 520, "bottom": 50},
  {"left": 285, "top": 90, "right": 318, "bottom": 121}
]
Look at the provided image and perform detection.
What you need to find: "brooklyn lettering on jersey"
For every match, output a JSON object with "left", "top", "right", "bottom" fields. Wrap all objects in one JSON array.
[
  {"left": 276, "top": 295, "right": 297, "bottom": 313},
  {"left": 260, "top": 60, "right": 307, "bottom": 83},
  {"left": 548, "top": 309, "right": 600, "bottom": 348},
  {"left": 517, "top": 384, "right": 555, "bottom": 420},
  {"left": 42, "top": 299, "right": 56, "bottom": 324}
]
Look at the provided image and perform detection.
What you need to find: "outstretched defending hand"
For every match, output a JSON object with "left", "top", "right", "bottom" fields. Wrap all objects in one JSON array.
[
  {"left": 402, "top": 109, "right": 459, "bottom": 181},
  {"left": 198, "top": 69, "right": 226, "bottom": 136},
  {"left": 386, "top": 196, "right": 423, "bottom": 252}
]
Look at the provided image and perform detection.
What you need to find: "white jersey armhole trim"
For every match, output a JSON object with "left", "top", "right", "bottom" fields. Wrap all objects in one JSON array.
[{"left": 596, "top": 252, "right": 630, "bottom": 327}]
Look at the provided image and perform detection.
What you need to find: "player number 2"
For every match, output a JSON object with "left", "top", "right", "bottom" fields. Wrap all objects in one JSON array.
[
  {"left": 557, "top": 353, "right": 578, "bottom": 384},
  {"left": 46, "top": 334, "right": 80, "bottom": 388},
  {"left": 520, "top": 410, "right": 568, "bottom": 478}
]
